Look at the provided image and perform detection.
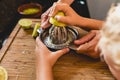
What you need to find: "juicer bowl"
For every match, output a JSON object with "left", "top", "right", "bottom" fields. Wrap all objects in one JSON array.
[{"left": 38, "top": 26, "right": 79, "bottom": 50}]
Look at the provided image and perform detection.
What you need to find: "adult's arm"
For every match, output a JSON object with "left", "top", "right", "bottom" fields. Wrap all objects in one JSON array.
[
  {"left": 76, "top": 17, "right": 104, "bottom": 30},
  {"left": 49, "top": 3, "right": 104, "bottom": 30}
]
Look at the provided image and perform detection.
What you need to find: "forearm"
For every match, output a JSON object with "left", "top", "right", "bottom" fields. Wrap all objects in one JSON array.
[
  {"left": 36, "top": 60, "right": 53, "bottom": 80},
  {"left": 77, "top": 17, "right": 104, "bottom": 30}
]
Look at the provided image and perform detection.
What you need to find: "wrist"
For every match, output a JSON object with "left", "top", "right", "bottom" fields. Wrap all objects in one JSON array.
[
  {"left": 77, "top": 17, "right": 103, "bottom": 30},
  {"left": 76, "top": 16, "right": 86, "bottom": 27},
  {"left": 36, "top": 59, "right": 53, "bottom": 80},
  {"left": 38, "top": 58, "right": 52, "bottom": 68}
]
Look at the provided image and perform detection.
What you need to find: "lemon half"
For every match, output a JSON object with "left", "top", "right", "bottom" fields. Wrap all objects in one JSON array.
[
  {"left": 18, "top": 19, "right": 32, "bottom": 29},
  {"left": 0, "top": 66, "right": 8, "bottom": 80},
  {"left": 49, "top": 12, "right": 66, "bottom": 27},
  {"left": 32, "top": 23, "right": 40, "bottom": 37}
]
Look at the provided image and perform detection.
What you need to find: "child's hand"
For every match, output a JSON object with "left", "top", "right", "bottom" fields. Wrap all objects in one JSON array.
[{"left": 35, "top": 37, "right": 69, "bottom": 67}]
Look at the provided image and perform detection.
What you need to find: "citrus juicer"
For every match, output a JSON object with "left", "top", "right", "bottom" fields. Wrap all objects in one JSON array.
[{"left": 38, "top": 12, "right": 79, "bottom": 50}]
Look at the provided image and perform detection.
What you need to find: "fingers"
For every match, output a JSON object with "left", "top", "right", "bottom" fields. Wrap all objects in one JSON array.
[
  {"left": 54, "top": 16, "right": 69, "bottom": 24},
  {"left": 52, "top": 48, "right": 69, "bottom": 60},
  {"left": 36, "top": 37, "right": 41, "bottom": 46},
  {"left": 77, "top": 43, "right": 86, "bottom": 53},
  {"left": 41, "top": 18, "right": 51, "bottom": 29},
  {"left": 77, "top": 43, "right": 93, "bottom": 53},
  {"left": 86, "top": 51, "right": 100, "bottom": 59},
  {"left": 49, "top": 3, "right": 69, "bottom": 17},
  {"left": 76, "top": 34, "right": 98, "bottom": 52},
  {"left": 95, "top": 45, "right": 101, "bottom": 55},
  {"left": 41, "top": 7, "right": 51, "bottom": 29},
  {"left": 41, "top": 3, "right": 69, "bottom": 28},
  {"left": 76, "top": 43, "right": 100, "bottom": 58},
  {"left": 76, "top": 31, "right": 100, "bottom": 58},
  {"left": 74, "top": 31, "right": 96, "bottom": 45},
  {"left": 48, "top": 2, "right": 77, "bottom": 26},
  {"left": 36, "top": 37, "right": 47, "bottom": 49}
]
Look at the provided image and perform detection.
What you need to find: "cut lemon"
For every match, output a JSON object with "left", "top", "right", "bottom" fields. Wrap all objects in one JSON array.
[
  {"left": 32, "top": 23, "right": 40, "bottom": 37},
  {"left": 0, "top": 66, "right": 8, "bottom": 80},
  {"left": 49, "top": 12, "right": 66, "bottom": 27},
  {"left": 18, "top": 19, "right": 32, "bottom": 29}
]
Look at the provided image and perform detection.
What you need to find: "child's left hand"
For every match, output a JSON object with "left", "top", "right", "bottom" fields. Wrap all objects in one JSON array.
[{"left": 35, "top": 37, "right": 69, "bottom": 67}]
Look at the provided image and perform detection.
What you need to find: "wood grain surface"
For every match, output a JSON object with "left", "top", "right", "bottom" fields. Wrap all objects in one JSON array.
[{"left": 0, "top": 19, "right": 115, "bottom": 80}]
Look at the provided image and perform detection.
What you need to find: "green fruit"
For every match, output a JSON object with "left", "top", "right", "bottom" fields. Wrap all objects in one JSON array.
[
  {"left": 18, "top": 19, "right": 32, "bottom": 29},
  {"left": 0, "top": 66, "right": 8, "bottom": 80},
  {"left": 23, "top": 8, "right": 40, "bottom": 15},
  {"left": 49, "top": 12, "right": 66, "bottom": 27},
  {"left": 32, "top": 23, "right": 40, "bottom": 37}
]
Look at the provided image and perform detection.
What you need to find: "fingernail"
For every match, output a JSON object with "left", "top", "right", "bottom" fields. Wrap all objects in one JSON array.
[
  {"left": 48, "top": 14, "right": 51, "bottom": 17},
  {"left": 76, "top": 47, "right": 80, "bottom": 50},
  {"left": 74, "top": 40, "right": 79, "bottom": 44},
  {"left": 74, "top": 40, "right": 77, "bottom": 43},
  {"left": 55, "top": 15, "right": 60, "bottom": 20},
  {"left": 75, "top": 40, "right": 80, "bottom": 42},
  {"left": 41, "top": 23, "right": 45, "bottom": 27},
  {"left": 48, "top": 12, "right": 53, "bottom": 17},
  {"left": 66, "top": 48, "right": 70, "bottom": 52}
]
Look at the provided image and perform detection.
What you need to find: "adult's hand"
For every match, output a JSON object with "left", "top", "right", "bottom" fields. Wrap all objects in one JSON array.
[
  {"left": 48, "top": 3, "right": 81, "bottom": 26},
  {"left": 35, "top": 37, "right": 69, "bottom": 67},
  {"left": 41, "top": 0, "right": 74, "bottom": 29},
  {"left": 74, "top": 30, "right": 101, "bottom": 58}
]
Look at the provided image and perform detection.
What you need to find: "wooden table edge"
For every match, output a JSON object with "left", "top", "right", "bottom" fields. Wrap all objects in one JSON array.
[
  {"left": 0, "top": 18, "right": 41, "bottom": 62},
  {"left": 0, "top": 24, "right": 21, "bottom": 62}
]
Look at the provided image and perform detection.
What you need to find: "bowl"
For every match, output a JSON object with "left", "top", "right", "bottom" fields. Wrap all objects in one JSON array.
[{"left": 18, "top": 3, "right": 42, "bottom": 18}]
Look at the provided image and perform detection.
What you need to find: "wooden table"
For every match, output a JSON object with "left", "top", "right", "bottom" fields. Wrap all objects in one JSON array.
[{"left": 0, "top": 19, "right": 115, "bottom": 80}]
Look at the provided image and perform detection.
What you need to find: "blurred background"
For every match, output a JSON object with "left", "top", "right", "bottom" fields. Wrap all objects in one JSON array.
[{"left": 0, "top": 0, "right": 119, "bottom": 48}]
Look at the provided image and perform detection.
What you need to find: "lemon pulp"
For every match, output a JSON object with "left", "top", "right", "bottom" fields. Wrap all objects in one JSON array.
[
  {"left": 18, "top": 19, "right": 32, "bottom": 29},
  {"left": 0, "top": 66, "right": 8, "bottom": 80},
  {"left": 49, "top": 12, "right": 66, "bottom": 27},
  {"left": 23, "top": 8, "right": 40, "bottom": 14},
  {"left": 32, "top": 23, "right": 40, "bottom": 37}
]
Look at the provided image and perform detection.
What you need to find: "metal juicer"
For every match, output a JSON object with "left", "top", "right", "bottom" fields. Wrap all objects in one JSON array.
[
  {"left": 38, "top": 25, "right": 79, "bottom": 50},
  {"left": 38, "top": 12, "right": 79, "bottom": 50}
]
